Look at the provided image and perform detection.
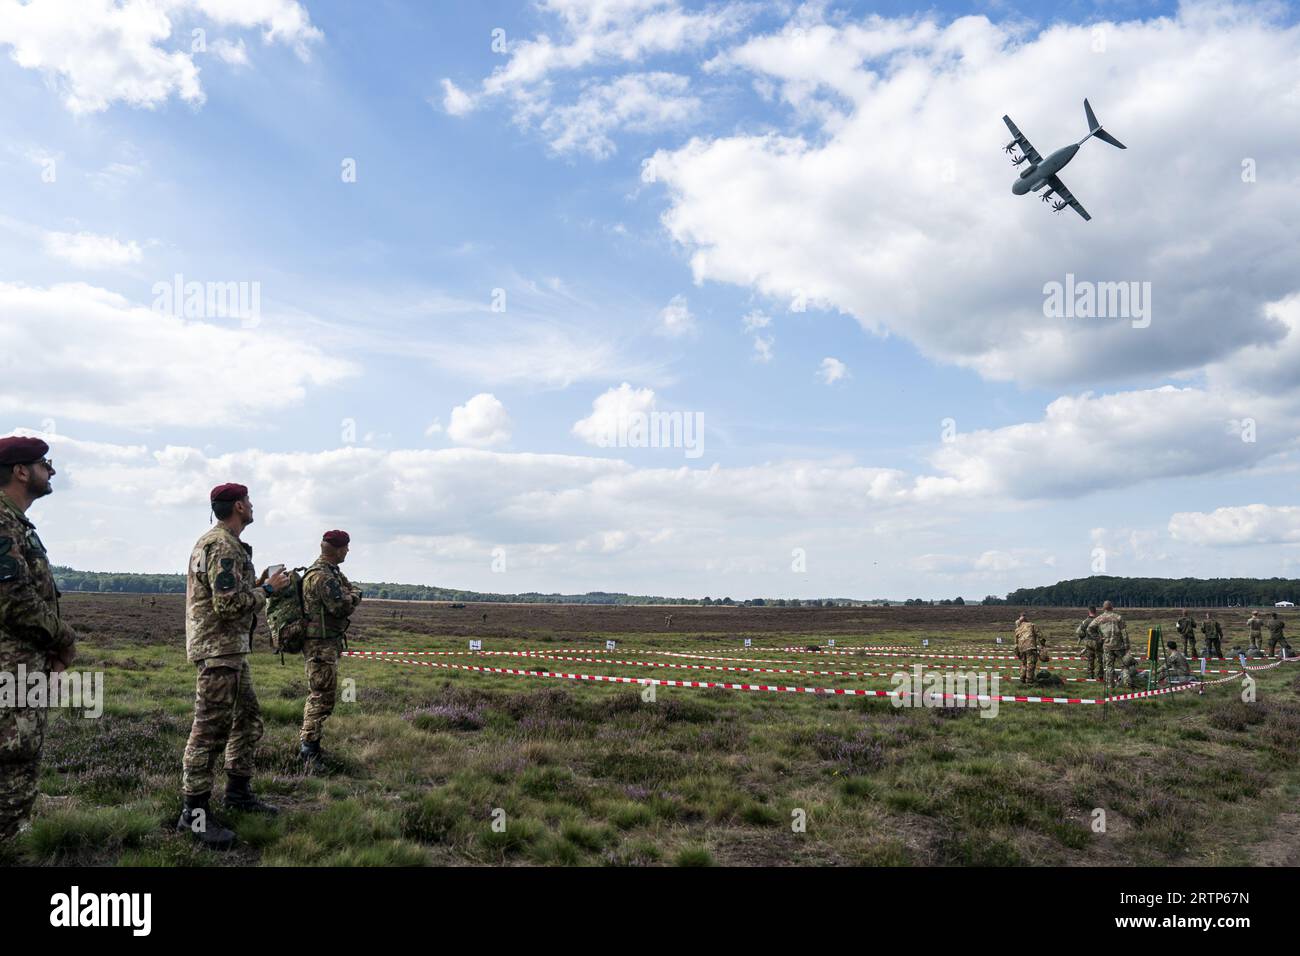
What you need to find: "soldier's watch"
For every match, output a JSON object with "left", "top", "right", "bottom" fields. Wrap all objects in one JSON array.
[{"left": 262, "top": 583, "right": 275, "bottom": 596}]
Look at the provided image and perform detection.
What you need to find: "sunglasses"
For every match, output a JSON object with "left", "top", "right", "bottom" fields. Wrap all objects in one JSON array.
[{"left": 23, "top": 458, "right": 54, "bottom": 471}]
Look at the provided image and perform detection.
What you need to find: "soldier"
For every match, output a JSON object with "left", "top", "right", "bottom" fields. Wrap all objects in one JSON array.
[
  {"left": 1266, "top": 612, "right": 1290, "bottom": 657},
  {"left": 1174, "top": 608, "right": 1198, "bottom": 658},
  {"left": 177, "top": 483, "right": 289, "bottom": 849},
  {"left": 1117, "top": 653, "right": 1142, "bottom": 690},
  {"left": 1158, "top": 640, "right": 1192, "bottom": 685},
  {"left": 1200, "top": 612, "right": 1223, "bottom": 659},
  {"left": 299, "top": 530, "right": 363, "bottom": 766},
  {"left": 665, "top": 613, "right": 673, "bottom": 629},
  {"left": 1013, "top": 612, "right": 1047, "bottom": 683},
  {"left": 0, "top": 437, "right": 76, "bottom": 843},
  {"left": 1246, "top": 610, "right": 1263, "bottom": 651},
  {"left": 1075, "top": 605, "right": 1100, "bottom": 679},
  {"left": 1089, "top": 600, "right": 1129, "bottom": 690}
]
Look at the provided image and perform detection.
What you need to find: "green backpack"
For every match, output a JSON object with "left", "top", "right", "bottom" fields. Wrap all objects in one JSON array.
[{"left": 266, "top": 567, "right": 311, "bottom": 660}]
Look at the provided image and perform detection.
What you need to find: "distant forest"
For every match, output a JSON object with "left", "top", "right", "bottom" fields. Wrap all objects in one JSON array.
[
  {"left": 50, "top": 566, "right": 863, "bottom": 606},
  {"left": 51, "top": 567, "right": 1299, "bottom": 608},
  {"left": 999, "top": 575, "right": 1300, "bottom": 608}
]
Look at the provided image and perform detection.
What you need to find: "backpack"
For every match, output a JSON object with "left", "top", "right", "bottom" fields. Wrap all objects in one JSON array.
[{"left": 266, "top": 567, "right": 311, "bottom": 660}]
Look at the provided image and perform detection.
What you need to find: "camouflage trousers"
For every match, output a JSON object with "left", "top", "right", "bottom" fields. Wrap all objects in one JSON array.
[
  {"left": 1180, "top": 633, "right": 1198, "bottom": 658},
  {"left": 300, "top": 639, "right": 340, "bottom": 744},
  {"left": 1017, "top": 649, "right": 1040, "bottom": 682},
  {"left": 1203, "top": 636, "right": 1223, "bottom": 659},
  {"left": 1080, "top": 642, "right": 1102, "bottom": 680},
  {"left": 182, "top": 655, "right": 263, "bottom": 796},
  {"left": 1102, "top": 647, "right": 1128, "bottom": 688},
  {"left": 0, "top": 640, "right": 48, "bottom": 841},
  {"left": 1268, "top": 636, "right": 1291, "bottom": 657},
  {"left": 1249, "top": 631, "right": 1262, "bottom": 650}
]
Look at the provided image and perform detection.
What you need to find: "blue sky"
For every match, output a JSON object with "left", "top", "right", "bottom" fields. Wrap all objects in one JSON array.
[{"left": 2, "top": 0, "right": 1299, "bottom": 600}]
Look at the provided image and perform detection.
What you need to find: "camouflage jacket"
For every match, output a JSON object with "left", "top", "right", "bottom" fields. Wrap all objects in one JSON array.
[
  {"left": 1200, "top": 619, "right": 1222, "bottom": 639},
  {"left": 1162, "top": 649, "right": 1191, "bottom": 679},
  {"left": 0, "top": 491, "right": 74, "bottom": 653},
  {"left": 1267, "top": 618, "right": 1285, "bottom": 639},
  {"left": 1075, "top": 616, "right": 1098, "bottom": 645},
  {"left": 1175, "top": 616, "right": 1196, "bottom": 638},
  {"left": 185, "top": 525, "right": 266, "bottom": 662},
  {"left": 302, "top": 558, "right": 362, "bottom": 640},
  {"left": 1014, "top": 620, "right": 1045, "bottom": 653},
  {"left": 1247, "top": 616, "right": 1263, "bottom": 635},
  {"left": 1089, "top": 611, "right": 1128, "bottom": 652}
]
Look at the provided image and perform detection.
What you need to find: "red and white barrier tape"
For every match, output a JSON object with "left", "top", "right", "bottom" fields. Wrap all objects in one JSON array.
[{"left": 343, "top": 651, "right": 1288, "bottom": 705}]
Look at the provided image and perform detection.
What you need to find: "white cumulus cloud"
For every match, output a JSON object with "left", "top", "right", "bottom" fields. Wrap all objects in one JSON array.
[
  {"left": 0, "top": 0, "right": 322, "bottom": 113},
  {"left": 447, "top": 393, "right": 512, "bottom": 448}
]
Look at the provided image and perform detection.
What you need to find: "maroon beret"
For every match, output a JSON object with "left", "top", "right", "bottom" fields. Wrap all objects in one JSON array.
[
  {"left": 0, "top": 436, "right": 49, "bottom": 466},
  {"left": 210, "top": 483, "right": 249, "bottom": 503},
  {"left": 322, "top": 530, "right": 350, "bottom": 547}
]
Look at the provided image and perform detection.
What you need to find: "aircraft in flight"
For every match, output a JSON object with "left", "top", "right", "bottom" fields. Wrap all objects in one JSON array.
[{"left": 1003, "top": 99, "right": 1125, "bottom": 221}]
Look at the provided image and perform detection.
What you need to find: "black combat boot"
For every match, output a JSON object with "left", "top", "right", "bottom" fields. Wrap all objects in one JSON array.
[
  {"left": 223, "top": 774, "right": 279, "bottom": 815},
  {"left": 299, "top": 739, "right": 324, "bottom": 767},
  {"left": 176, "top": 792, "right": 236, "bottom": 849}
]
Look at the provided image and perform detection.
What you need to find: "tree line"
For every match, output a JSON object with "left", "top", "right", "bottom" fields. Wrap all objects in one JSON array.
[
  {"left": 50, "top": 566, "right": 863, "bottom": 606},
  {"left": 1000, "top": 575, "right": 1299, "bottom": 608}
]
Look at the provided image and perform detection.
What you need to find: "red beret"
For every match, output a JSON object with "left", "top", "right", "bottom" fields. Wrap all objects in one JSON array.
[
  {"left": 0, "top": 436, "right": 49, "bottom": 466},
  {"left": 210, "top": 483, "right": 249, "bottom": 503},
  {"left": 322, "top": 530, "right": 350, "bottom": 547}
]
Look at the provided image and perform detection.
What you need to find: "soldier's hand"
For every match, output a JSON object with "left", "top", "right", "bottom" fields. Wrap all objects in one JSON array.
[
  {"left": 267, "top": 569, "right": 291, "bottom": 592},
  {"left": 49, "top": 641, "right": 77, "bottom": 673}
]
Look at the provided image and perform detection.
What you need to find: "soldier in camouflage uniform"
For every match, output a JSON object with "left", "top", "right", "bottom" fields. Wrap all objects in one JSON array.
[
  {"left": 1200, "top": 612, "right": 1223, "bottom": 659},
  {"left": 1266, "top": 612, "right": 1291, "bottom": 657},
  {"left": 1075, "top": 605, "right": 1100, "bottom": 679},
  {"left": 1088, "top": 600, "right": 1129, "bottom": 690},
  {"left": 299, "top": 530, "right": 362, "bottom": 765},
  {"left": 1158, "top": 641, "right": 1193, "bottom": 685},
  {"left": 1246, "top": 610, "right": 1263, "bottom": 651},
  {"left": 177, "top": 483, "right": 289, "bottom": 849},
  {"left": 0, "top": 438, "right": 76, "bottom": 843},
  {"left": 1013, "top": 612, "right": 1047, "bottom": 682},
  {"left": 1116, "top": 654, "right": 1142, "bottom": 690},
  {"left": 1174, "top": 609, "right": 1198, "bottom": 658}
]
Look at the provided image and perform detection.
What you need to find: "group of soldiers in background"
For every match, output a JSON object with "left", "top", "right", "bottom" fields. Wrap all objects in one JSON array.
[{"left": 1039, "top": 602, "right": 1292, "bottom": 692}]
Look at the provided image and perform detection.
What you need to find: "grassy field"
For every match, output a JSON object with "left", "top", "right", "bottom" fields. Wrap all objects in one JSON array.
[{"left": 4, "top": 595, "right": 1298, "bottom": 867}]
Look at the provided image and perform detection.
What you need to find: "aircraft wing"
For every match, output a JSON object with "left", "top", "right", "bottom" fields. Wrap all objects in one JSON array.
[
  {"left": 1002, "top": 114, "right": 1042, "bottom": 165},
  {"left": 1046, "top": 174, "right": 1091, "bottom": 221}
]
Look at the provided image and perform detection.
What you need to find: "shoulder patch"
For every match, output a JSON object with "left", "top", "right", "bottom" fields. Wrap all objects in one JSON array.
[{"left": 215, "top": 556, "right": 237, "bottom": 590}]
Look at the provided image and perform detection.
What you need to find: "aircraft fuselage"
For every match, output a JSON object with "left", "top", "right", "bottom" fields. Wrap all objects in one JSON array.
[{"left": 1011, "top": 144, "right": 1078, "bottom": 195}]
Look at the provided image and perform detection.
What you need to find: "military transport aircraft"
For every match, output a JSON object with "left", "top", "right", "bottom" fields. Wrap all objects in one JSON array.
[{"left": 1003, "top": 99, "right": 1125, "bottom": 221}]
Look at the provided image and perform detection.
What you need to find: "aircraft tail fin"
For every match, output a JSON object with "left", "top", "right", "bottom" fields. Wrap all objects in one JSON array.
[{"left": 1084, "top": 98, "right": 1126, "bottom": 149}]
